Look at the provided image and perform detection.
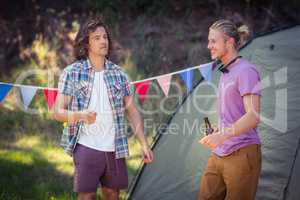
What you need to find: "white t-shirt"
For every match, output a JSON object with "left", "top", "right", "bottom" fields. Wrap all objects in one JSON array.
[{"left": 78, "top": 71, "right": 115, "bottom": 152}]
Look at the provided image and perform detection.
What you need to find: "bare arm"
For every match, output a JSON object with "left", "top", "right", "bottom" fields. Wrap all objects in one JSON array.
[
  {"left": 51, "top": 93, "right": 96, "bottom": 124},
  {"left": 224, "top": 94, "right": 260, "bottom": 137},
  {"left": 124, "top": 95, "right": 149, "bottom": 147},
  {"left": 124, "top": 95, "right": 154, "bottom": 163},
  {"left": 200, "top": 94, "right": 260, "bottom": 149}
]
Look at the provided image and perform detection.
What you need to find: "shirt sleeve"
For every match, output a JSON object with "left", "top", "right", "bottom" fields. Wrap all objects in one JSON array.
[
  {"left": 238, "top": 66, "right": 262, "bottom": 96},
  {"left": 120, "top": 70, "right": 133, "bottom": 96},
  {"left": 58, "top": 68, "right": 74, "bottom": 96}
]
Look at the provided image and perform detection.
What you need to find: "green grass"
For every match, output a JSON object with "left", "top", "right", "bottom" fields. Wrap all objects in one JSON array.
[
  {"left": 0, "top": 109, "right": 148, "bottom": 200},
  {"left": 0, "top": 135, "right": 75, "bottom": 200}
]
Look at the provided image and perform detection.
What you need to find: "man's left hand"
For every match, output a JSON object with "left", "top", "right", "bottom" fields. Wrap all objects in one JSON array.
[
  {"left": 199, "top": 131, "right": 229, "bottom": 150},
  {"left": 142, "top": 146, "right": 154, "bottom": 163}
]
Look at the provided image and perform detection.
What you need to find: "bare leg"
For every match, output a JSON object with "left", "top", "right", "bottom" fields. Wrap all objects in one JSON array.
[
  {"left": 102, "top": 187, "right": 119, "bottom": 200},
  {"left": 77, "top": 192, "right": 96, "bottom": 200}
]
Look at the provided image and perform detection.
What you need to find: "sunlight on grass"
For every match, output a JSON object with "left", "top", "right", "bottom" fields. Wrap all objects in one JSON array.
[
  {"left": 0, "top": 131, "right": 151, "bottom": 199},
  {"left": 41, "top": 147, "right": 73, "bottom": 175},
  {"left": 0, "top": 134, "right": 76, "bottom": 199},
  {"left": 13, "top": 135, "right": 74, "bottom": 176},
  {"left": 15, "top": 135, "right": 41, "bottom": 148},
  {"left": 0, "top": 150, "right": 34, "bottom": 165},
  {"left": 11, "top": 134, "right": 145, "bottom": 178}
]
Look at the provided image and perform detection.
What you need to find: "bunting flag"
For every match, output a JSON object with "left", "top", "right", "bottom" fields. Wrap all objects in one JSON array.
[
  {"left": 0, "top": 61, "right": 214, "bottom": 110},
  {"left": 43, "top": 89, "right": 58, "bottom": 109},
  {"left": 180, "top": 69, "right": 194, "bottom": 92},
  {"left": 19, "top": 86, "right": 38, "bottom": 110},
  {"left": 199, "top": 62, "right": 213, "bottom": 83},
  {"left": 0, "top": 83, "right": 13, "bottom": 103},
  {"left": 133, "top": 80, "right": 151, "bottom": 104},
  {"left": 156, "top": 75, "right": 172, "bottom": 96}
]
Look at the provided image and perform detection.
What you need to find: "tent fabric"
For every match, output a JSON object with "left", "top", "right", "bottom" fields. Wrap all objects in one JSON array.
[{"left": 128, "top": 25, "right": 300, "bottom": 200}]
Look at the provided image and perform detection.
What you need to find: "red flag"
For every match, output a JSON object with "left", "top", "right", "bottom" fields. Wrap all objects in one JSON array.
[
  {"left": 43, "top": 89, "right": 58, "bottom": 110},
  {"left": 134, "top": 81, "right": 151, "bottom": 104}
]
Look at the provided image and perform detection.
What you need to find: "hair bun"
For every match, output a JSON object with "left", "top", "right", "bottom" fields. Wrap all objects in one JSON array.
[
  {"left": 237, "top": 25, "right": 250, "bottom": 48},
  {"left": 238, "top": 25, "right": 249, "bottom": 34}
]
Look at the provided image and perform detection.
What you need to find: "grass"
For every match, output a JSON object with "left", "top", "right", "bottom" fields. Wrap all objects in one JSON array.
[
  {"left": 0, "top": 135, "right": 75, "bottom": 200},
  {"left": 0, "top": 134, "right": 146, "bottom": 200},
  {"left": 0, "top": 108, "right": 149, "bottom": 200}
]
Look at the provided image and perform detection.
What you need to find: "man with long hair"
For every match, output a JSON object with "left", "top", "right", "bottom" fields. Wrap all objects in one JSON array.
[
  {"left": 53, "top": 17, "right": 154, "bottom": 200},
  {"left": 198, "top": 19, "right": 262, "bottom": 200}
]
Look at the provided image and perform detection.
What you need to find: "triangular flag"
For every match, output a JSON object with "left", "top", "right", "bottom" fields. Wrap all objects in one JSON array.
[
  {"left": 180, "top": 70, "right": 194, "bottom": 92},
  {"left": 20, "top": 86, "right": 38, "bottom": 110},
  {"left": 0, "top": 83, "right": 13, "bottom": 103},
  {"left": 156, "top": 75, "right": 172, "bottom": 96},
  {"left": 134, "top": 81, "right": 151, "bottom": 104},
  {"left": 199, "top": 62, "right": 213, "bottom": 83},
  {"left": 43, "top": 89, "right": 58, "bottom": 110}
]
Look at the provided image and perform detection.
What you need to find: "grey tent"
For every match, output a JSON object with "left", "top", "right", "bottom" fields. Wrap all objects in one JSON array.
[{"left": 128, "top": 25, "right": 300, "bottom": 200}]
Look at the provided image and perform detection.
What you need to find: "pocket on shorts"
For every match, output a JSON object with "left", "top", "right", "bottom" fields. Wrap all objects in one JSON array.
[
  {"left": 235, "top": 152, "right": 252, "bottom": 175},
  {"left": 243, "top": 145, "right": 260, "bottom": 173},
  {"left": 246, "top": 145, "right": 261, "bottom": 173},
  {"left": 245, "top": 153, "right": 253, "bottom": 172}
]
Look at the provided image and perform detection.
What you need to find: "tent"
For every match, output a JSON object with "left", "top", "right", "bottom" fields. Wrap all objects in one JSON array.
[{"left": 127, "top": 25, "right": 300, "bottom": 200}]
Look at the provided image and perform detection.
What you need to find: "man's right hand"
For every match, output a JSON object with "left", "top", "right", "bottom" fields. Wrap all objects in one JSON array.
[{"left": 78, "top": 111, "right": 97, "bottom": 124}]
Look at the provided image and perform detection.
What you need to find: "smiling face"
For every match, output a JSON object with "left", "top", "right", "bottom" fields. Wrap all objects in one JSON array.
[
  {"left": 88, "top": 26, "right": 109, "bottom": 58},
  {"left": 207, "top": 28, "right": 229, "bottom": 60}
]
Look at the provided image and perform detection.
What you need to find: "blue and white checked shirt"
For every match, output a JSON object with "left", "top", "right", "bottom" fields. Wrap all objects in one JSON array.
[{"left": 58, "top": 59, "right": 132, "bottom": 159}]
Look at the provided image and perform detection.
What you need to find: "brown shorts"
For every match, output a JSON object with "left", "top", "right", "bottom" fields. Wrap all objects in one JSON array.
[
  {"left": 73, "top": 144, "right": 128, "bottom": 193},
  {"left": 199, "top": 144, "right": 262, "bottom": 200}
]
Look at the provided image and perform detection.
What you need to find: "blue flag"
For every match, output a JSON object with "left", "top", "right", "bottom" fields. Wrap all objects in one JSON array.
[
  {"left": 199, "top": 62, "right": 213, "bottom": 83},
  {"left": 0, "top": 83, "right": 13, "bottom": 103},
  {"left": 180, "top": 70, "right": 194, "bottom": 92}
]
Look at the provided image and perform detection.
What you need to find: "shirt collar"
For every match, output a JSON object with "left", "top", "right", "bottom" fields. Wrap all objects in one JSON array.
[
  {"left": 218, "top": 56, "right": 242, "bottom": 74},
  {"left": 84, "top": 58, "right": 115, "bottom": 70}
]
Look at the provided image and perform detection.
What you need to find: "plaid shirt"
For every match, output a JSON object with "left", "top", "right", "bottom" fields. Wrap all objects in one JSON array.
[{"left": 58, "top": 59, "right": 132, "bottom": 159}]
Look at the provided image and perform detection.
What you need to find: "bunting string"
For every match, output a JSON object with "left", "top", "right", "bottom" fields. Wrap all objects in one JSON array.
[
  {"left": 0, "top": 62, "right": 214, "bottom": 106},
  {"left": 0, "top": 62, "right": 213, "bottom": 90},
  {"left": 131, "top": 62, "right": 212, "bottom": 84}
]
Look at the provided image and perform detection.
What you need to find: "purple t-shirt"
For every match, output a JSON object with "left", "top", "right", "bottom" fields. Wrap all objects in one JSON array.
[{"left": 213, "top": 58, "right": 262, "bottom": 157}]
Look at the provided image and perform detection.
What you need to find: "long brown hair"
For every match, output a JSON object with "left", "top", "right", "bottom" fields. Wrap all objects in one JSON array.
[
  {"left": 210, "top": 19, "right": 249, "bottom": 49},
  {"left": 74, "top": 17, "right": 112, "bottom": 60}
]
